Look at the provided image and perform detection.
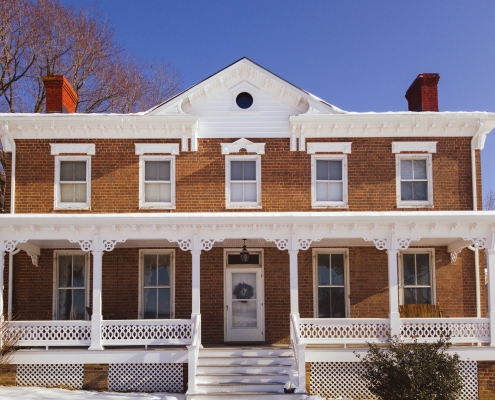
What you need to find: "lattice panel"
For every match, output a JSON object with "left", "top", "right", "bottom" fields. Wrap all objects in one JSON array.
[
  {"left": 102, "top": 322, "right": 191, "bottom": 341},
  {"left": 10, "top": 324, "right": 91, "bottom": 342},
  {"left": 310, "top": 361, "right": 478, "bottom": 400},
  {"left": 16, "top": 364, "right": 83, "bottom": 389},
  {"left": 109, "top": 363, "right": 183, "bottom": 393},
  {"left": 401, "top": 321, "right": 489, "bottom": 342},
  {"left": 300, "top": 322, "right": 390, "bottom": 340}
]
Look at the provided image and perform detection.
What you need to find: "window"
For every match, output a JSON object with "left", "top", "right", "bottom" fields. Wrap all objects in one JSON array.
[
  {"left": 396, "top": 154, "right": 433, "bottom": 207},
  {"left": 312, "top": 155, "right": 348, "bottom": 207},
  {"left": 399, "top": 250, "right": 435, "bottom": 305},
  {"left": 314, "top": 250, "right": 349, "bottom": 318},
  {"left": 139, "top": 156, "right": 175, "bottom": 209},
  {"left": 225, "top": 155, "right": 261, "bottom": 208},
  {"left": 54, "top": 156, "right": 91, "bottom": 209},
  {"left": 53, "top": 251, "right": 89, "bottom": 320},
  {"left": 139, "top": 250, "right": 174, "bottom": 319}
]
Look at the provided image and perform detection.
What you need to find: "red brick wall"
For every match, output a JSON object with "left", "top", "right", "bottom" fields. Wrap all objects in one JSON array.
[
  {"left": 478, "top": 361, "right": 495, "bottom": 399},
  {"left": 5, "top": 136, "right": 476, "bottom": 214}
]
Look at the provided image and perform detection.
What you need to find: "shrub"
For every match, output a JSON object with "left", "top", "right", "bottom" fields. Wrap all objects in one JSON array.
[{"left": 355, "top": 336, "right": 462, "bottom": 400}]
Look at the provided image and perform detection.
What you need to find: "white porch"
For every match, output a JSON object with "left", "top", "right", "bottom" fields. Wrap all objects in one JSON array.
[{"left": 2, "top": 211, "right": 495, "bottom": 394}]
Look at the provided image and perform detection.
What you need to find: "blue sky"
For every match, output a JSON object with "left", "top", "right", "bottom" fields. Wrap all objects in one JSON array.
[{"left": 63, "top": 0, "right": 495, "bottom": 197}]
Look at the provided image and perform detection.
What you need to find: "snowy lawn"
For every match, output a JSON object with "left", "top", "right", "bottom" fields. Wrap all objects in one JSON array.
[{"left": 0, "top": 386, "right": 185, "bottom": 400}]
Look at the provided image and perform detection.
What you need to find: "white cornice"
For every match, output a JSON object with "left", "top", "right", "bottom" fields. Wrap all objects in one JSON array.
[
  {"left": 392, "top": 141, "right": 437, "bottom": 153},
  {"left": 307, "top": 142, "right": 352, "bottom": 154},
  {"left": 135, "top": 143, "right": 180, "bottom": 155},
  {"left": 50, "top": 143, "right": 95, "bottom": 155},
  {"left": 221, "top": 138, "right": 265, "bottom": 155}
]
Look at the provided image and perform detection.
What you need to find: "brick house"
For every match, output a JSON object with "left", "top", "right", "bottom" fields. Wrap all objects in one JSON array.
[{"left": 1, "top": 57, "right": 495, "bottom": 398}]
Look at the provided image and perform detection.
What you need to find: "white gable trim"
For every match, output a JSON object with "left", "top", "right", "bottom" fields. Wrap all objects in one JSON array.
[
  {"left": 221, "top": 138, "right": 265, "bottom": 155},
  {"left": 135, "top": 143, "right": 180, "bottom": 155},
  {"left": 307, "top": 142, "right": 352, "bottom": 154},
  {"left": 50, "top": 143, "right": 95, "bottom": 155},
  {"left": 392, "top": 141, "right": 437, "bottom": 153}
]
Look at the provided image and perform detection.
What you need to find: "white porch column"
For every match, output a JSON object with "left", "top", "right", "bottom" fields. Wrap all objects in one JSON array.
[
  {"left": 89, "top": 249, "right": 104, "bottom": 350},
  {"left": 387, "top": 249, "right": 400, "bottom": 337},
  {"left": 191, "top": 249, "right": 201, "bottom": 316},
  {"left": 289, "top": 250, "right": 299, "bottom": 316},
  {"left": 487, "top": 250, "right": 495, "bottom": 346}
]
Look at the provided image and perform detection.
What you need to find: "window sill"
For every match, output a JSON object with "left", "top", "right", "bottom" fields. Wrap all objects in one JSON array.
[
  {"left": 54, "top": 205, "right": 91, "bottom": 211},
  {"left": 226, "top": 204, "right": 262, "bottom": 209},
  {"left": 397, "top": 204, "right": 434, "bottom": 209},
  {"left": 139, "top": 205, "right": 176, "bottom": 210},
  {"left": 312, "top": 204, "right": 349, "bottom": 209}
]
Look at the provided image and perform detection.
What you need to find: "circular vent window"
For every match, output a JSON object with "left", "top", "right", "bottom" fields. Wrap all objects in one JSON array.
[{"left": 236, "top": 92, "right": 253, "bottom": 109}]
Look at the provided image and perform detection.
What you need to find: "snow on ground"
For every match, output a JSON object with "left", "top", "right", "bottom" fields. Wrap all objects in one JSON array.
[{"left": 0, "top": 386, "right": 185, "bottom": 400}]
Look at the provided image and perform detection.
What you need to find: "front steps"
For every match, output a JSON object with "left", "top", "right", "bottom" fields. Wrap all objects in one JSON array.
[{"left": 186, "top": 347, "right": 305, "bottom": 400}]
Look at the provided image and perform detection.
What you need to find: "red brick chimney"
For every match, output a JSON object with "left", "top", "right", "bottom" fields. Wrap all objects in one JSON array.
[
  {"left": 405, "top": 73, "right": 440, "bottom": 112},
  {"left": 42, "top": 75, "right": 78, "bottom": 113}
]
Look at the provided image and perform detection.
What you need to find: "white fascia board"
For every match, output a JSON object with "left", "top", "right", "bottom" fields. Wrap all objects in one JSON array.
[
  {"left": 0, "top": 115, "right": 199, "bottom": 140},
  {"left": 291, "top": 112, "right": 495, "bottom": 139},
  {"left": 12, "top": 349, "right": 188, "bottom": 364}
]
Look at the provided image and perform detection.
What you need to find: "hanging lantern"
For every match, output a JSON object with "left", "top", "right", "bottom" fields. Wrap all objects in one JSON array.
[{"left": 240, "top": 239, "right": 250, "bottom": 263}]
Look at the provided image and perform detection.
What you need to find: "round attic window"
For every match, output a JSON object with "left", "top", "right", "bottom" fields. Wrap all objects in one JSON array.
[{"left": 236, "top": 92, "right": 253, "bottom": 109}]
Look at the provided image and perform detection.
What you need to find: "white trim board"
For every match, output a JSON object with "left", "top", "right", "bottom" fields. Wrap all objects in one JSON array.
[
  {"left": 307, "top": 142, "right": 352, "bottom": 154},
  {"left": 135, "top": 143, "right": 180, "bottom": 155},
  {"left": 392, "top": 141, "right": 437, "bottom": 153},
  {"left": 50, "top": 143, "right": 95, "bottom": 155}
]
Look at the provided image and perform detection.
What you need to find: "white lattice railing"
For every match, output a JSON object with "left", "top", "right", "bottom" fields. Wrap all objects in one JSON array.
[
  {"left": 299, "top": 318, "right": 390, "bottom": 344},
  {"left": 101, "top": 319, "right": 192, "bottom": 346},
  {"left": 401, "top": 318, "right": 490, "bottom": 344},
  {"left": 8, "top": 321, "right": 91, "bottom": 347}
]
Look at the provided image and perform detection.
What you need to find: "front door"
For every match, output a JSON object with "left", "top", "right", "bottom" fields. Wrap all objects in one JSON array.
[{"left": 225, "top": 261, "right": 264, "bottom": 342}]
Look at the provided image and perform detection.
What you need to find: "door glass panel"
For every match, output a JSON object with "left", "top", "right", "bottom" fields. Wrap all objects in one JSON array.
[
  {"left": 403, "top": 254, "right": 416, "bottom": 285},
  {"left": 143, "top": 254, "right": 157, "bottom": 286},
  {"left": 317, "top": 254, "right": 330, "bottom": 285},
  {"left": 416, "top": 254, "right": 430, "bottom": 285},
  {"left": 58, "top": 256, "right": 72, "bottom": 287},
  {"left": 58, "top": 289, "right": 71, "bottom": 320},
  {"left": 331, "top": 254, "right": 345, "bottom": 285},
  {"left": 158, "top": 288, "right": 171, "bottom": 319},
  {"left": 231, "top": 272, "right": 257, "bottom": 328},
  {"left": 143, "top": 288, "right": 158, "bottom": 319},
  {"left": 330, "top": 287, "right": 345, "bottom": 317},
  {"left": 73, "top": 289, "right": 86, "bottom": 319},
  {"left": 158, "top": 255, "right": 170, "bottom": 286},
  {"left": 318, "top": 287, "right": 330, "bottom": 318}
]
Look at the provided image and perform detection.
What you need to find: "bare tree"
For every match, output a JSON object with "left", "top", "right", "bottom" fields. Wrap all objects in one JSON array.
[
  {"left": 484, "top": 188, "right": 495, "bottom": 211},
  {"left": 0, "top": 0, "right": 182, "bottom": 114}
]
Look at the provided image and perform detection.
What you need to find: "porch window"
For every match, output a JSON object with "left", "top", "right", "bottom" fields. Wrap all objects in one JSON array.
[
  {"left": 225, "top": 155, "right": 261, "bottom": 208},
  {"left": 54, "top": 252, "right": 88, "bottom": 320},
  {"left": 139, "top": 156, "right": 175, "bottom": 209},
  {"left": 400, "top": 250, "right": 435, "bottom": 305},
  {"left": 54, "top": 156, "right": 91, "bottom": 209},
  {"left": 140, "top": 250, "right": 174, "bottom": 319},
  {"left": 314, "top": 250, "right": 348, "bottom": 318},
  {"left": 396, "top": 154, "right": 433, "bottom": 207},
  {"left": 312, "top": 155, "right": 348, "bottom": 207}
]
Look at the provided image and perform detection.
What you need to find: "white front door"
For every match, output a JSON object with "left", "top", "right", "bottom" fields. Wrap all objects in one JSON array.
[{"left": 225, "top": 267, "right": 264, "bottom": 342}]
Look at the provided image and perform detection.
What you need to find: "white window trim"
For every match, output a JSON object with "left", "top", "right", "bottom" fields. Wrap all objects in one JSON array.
[
  {"left": 52, "top": 250, "right": 90, "bottom": 321},
  {"left": 398, "top": 248, "right": 436, "bottom": 306},
  {"left": 139, "top": 155, "right": 176, "bottom": 209},
  {"left": 396, "top": 153, "right": 433, "bottom": 208},
  {"left": 50, "top": 143, "right": 95, "bottom": 155},
  {"left": 135, "top": 143, "right": 180, "bottom": 155},
  {"left": 307, "top": 142, "right": 352, "bottom": 154},
  {"left": 392, "top": 141, "right": 437, "bottom": 154},
  {"left": 311, "top": 154, "right": 348, "bottom": 208},
  {"left": 225, "top": 155, "right": 262, "bottom": 209},
  {"left": 54, "top": 155, "right": 91, "bottom": 210},
  {"left": 229, "top": 81, "right": 260, "bottom": 113},
  {"left": 138, "top": 249, "right": 175, "bottom": 320},
  {"left": 312, "top": 248, "right": 350, "bottom": 318}
]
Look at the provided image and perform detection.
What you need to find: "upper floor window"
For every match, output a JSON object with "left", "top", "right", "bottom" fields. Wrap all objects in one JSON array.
[
  {"left": 225, "top": 155, "right": 261, "bottom": 208},
  {"left": 53, "top": 251, "right": 89, "bottom": 320},
  {"left": 312, "top": 155, "right": 348, "bottom": 207},
  {"left": 139, "top": 156, "right": 175, "bottom": 209},
  {"left": 139, "top": 250, "right": 174, "bottom": 319},
  {"left": 54, "top": 156, "right": 91, "bottom": 209},
  {"left": 396, "top": 154, "right": 433, "bottom": 207},
  {"left": 399, "top": 250, "right": 435, "bottom": 305}
]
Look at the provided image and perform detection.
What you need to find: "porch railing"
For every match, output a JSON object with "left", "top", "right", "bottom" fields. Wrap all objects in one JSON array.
[
  {"left": 8, "top": 321, "right": 91, "bottom": 347},
  {"left": 298, "top": 317, "right": 390, "bottom": 344},
  {"left": 290, "top": 313, "right": 307, "bottom": 391},
  {"left": 101, "top": 319, "right": 193, "bottom": 346}
]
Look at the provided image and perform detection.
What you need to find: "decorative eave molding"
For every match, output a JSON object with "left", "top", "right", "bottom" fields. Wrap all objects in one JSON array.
[
  {"left": 307, "top": 142, "right": 352, "bottom": 154},
  {"left": 392, "top": 141, "right": 437, "bottom": 154},
  {"left": 135, "top": 143, "right": 180, "bottom": 155},
  {"left": 221, "top": 138, "right": 265, "bottom": 155},
  {"left": 50, "top": 143, "right": 95, "bottom": 155}
]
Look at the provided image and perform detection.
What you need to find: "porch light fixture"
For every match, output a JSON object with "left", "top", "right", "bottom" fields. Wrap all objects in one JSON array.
[{"left": 240, "top": 239, "right": 250, "bottom": 263}]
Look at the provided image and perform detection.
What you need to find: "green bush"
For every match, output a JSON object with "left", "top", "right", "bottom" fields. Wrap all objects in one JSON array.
[{"left": 355, "top": 336, "right": 462, "bottom": 400}]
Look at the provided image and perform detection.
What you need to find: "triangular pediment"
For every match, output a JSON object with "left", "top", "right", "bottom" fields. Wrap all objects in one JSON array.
[{"left": 147, "top": 57, "right": 344, "bottom": 116}]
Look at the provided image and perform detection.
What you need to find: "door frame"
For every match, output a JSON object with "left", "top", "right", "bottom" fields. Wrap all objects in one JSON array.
[{"left": 223, "top": 248, "right": 265, "bottom": 342}]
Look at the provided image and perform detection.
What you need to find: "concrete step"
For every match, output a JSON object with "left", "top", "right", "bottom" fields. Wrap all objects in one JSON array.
[
  {"left": 196, "top": 382, "right": 285, "bottom": 393},
  {"left": 196, "top": 372, "right": 289, "bottom": 384},
  {"left": 198, "top": 356, "right": 294, "bottom": 367},
  {"left": 187, "top": 393, "right": 304, "bottom": 400}
]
